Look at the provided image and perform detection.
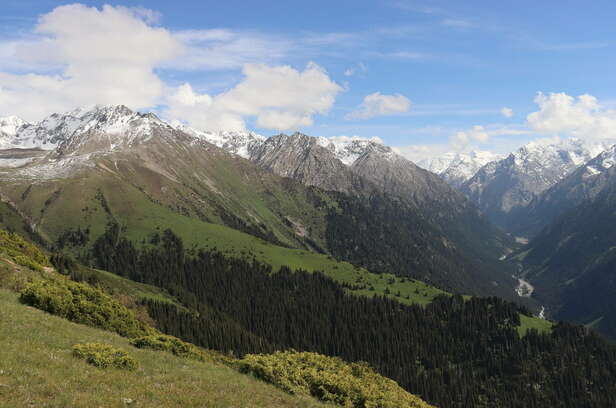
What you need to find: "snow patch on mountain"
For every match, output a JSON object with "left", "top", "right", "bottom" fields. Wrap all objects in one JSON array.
[
  {"left": 173, "top": 122, "right": 265, "bottom": 159},
  {"left": 0, "top": 105, "right": 173, "bottom": 153},
  {"left": 172, "top": 125, "right": 394, "bottom": 166},
  {"left": 581, "top": 144, "right": 616, "bottom": 177},
  {"left": 323, "top": 136, "right": 389, "bottom": 165}
]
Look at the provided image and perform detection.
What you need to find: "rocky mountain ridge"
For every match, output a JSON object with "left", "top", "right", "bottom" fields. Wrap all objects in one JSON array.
[
  {"left": 509, "top": 142, "right": 616, "bottom": 237},
  {"left": 460, "top": 137, "right": 611, "bottom": 234},
  {"left": 418, "top": 150, "right": 503, "bottom": 188}
]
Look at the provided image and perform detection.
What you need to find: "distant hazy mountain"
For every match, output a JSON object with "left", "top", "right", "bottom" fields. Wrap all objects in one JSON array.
[
  {"left": 460, "top": 138, "right": 609, "bottom": 235},
  {"left": 418, "top": 150, "right": 503, "bottom": 188},
  {"left": 512, "top": 143, "right": 616, "bottom": 236}
]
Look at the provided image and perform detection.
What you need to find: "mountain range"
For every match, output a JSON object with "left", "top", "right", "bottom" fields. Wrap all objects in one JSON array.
[
  {"left": 423, "top": 136, "right": 616, "bottom": 340},
  {"left": 418, "top": 150, "right": 503, "bottom": 188},
  {"left": 459, "top": 138, "right": 610, "bottom": 236},
  {"left": 3, "top": 104, "right": 616, "bottom": 407},
  {"left": 0, "top": 105, "right": 519, "bottom": 300},
  {"left": 4, "top": 104, "right": 616, "bottom": 341}
]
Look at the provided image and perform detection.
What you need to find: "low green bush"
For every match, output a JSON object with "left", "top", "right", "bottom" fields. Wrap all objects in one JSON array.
[
  {"left": 20, "top": 278, "right": 155, "bottom": 338},
  {"left": 72, "top": 343, "right": 138, "bottom": 370},
  {"left": 238, "top": 351, "right": 433, "bottom": 408},
  {"left": 130, "top": 334, "right": 230, "bottom": 365},
  {"left": 0, "top": 229, "right": 49, "bottom": 271},
  {"left": 130, "top": 334, "right": 203, "bottom": 360},
  {"left": 13, "top": 255, "right": 44, "bottom": 272}
]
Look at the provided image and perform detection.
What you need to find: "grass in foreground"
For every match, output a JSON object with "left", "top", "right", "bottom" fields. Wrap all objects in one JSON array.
[{"left": 0, "top": 289, "right": 327, "bottom": 408}]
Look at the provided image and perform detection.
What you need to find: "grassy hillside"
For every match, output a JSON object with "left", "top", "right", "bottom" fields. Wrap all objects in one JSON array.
[
  {"left": 0, "top": 230, "right": 434, "bottom": 408},
  {"left": 1, "top": 174, "right": 452, "bottom": 307},
  {"left": 0, "top": 289, "right": 327, "bottom": 408}
]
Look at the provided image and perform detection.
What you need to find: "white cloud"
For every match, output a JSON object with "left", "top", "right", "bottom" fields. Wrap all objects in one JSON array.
[
  {"left": 450, "top": 125, "right": 489, "bottom": 150},
  {"left": 395, "top": 143, "right": 451, "bottom": 163},
  {"left": 501, "top": 107, "right": 513, "bottom": 118},
  {"left": 527, "top": 92, "right": 616, "bottom": 139},
  {"left": 165, "top": 62, "right": 343, "bottom": 132},
  {"left": 0, "top": 5, "right": 342, "bottom": 131},
  {"left": 0, "top": 4, "right": 182, "bottom": 120},
  {"left": 169, "top": 29, "right": 291, "bottom": 71},
  {"left": 346, "top": 92, "right": 411, "bottom": 120},
  {"left": 343, "top": 62, "right": 367, "bottom": 77}
]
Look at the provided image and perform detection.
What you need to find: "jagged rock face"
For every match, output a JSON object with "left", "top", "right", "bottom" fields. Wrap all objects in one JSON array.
[
  {"left": 249, "top": 133, "right": 376, "bottom": 194},
  {"left": 514, "top": 143, "right": 616, "bottom": 236},
  {"left": 419, "top": 151, "right": 503, "bottom": 188},
  {"left": 351, "top": 149, "right": 465, "bottom": 209},
  {"left": 460, "top": 138, "right": 607, "bottom": 232}
]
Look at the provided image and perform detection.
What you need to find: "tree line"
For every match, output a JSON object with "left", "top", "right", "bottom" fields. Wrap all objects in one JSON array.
[{"left": 78, "top": 223, "right": 616, "bottom": 408}]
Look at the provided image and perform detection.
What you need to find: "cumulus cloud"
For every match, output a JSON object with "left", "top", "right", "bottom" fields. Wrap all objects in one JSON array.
[
  {"left": 527, "top": 92, "right": 616, "bottom": 139},
  {"left": 501, "top": 107, "right": 513, "bottom": 118},
  {"left": 346, "top": 92, "right": 411, "bottom": 120},
  {"left": 165, "top": 62, "right": 343, "bottom": 131},
  {"left": 450, "top": 125, "right": 489, "bottom": 150},
  {"left": 0, "top": 4, "right": 343, "bottom": 131},
  {"left": 0, "top": 4, "right": 183, "bottom": 120}
]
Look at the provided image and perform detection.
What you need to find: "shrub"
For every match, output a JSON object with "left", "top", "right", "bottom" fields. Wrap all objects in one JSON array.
[
  {"left": 238, "top": 351, "right": 433, "bottom": 408},
  {"left": 20, "top": 278, "right": 155, "bottom": 338},
  {"left": 130, "top": 334, "right": 230, "bottom": 365},
  {"left": 13, "top": 255, "right": 44, "bottom": 272},
  {"left": 130, "top": 334, "right": 203, "bottom": 359},
  {"left": 73, "top": 343, "right": 138, "bottom": 370},
  {"left": 0, "top": 229, "right": 49, "bottom": 268}
]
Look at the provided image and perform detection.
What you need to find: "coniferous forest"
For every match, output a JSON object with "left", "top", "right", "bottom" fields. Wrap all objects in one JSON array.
[{"left": 71, "top": 223, "right": 616, "bottom": 408}]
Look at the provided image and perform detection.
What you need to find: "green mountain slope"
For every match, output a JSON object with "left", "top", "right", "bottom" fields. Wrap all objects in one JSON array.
[
  {"left": 0, "top": 289, "right": 329, "bottom": 408},
  {"left": 0, "top": 159, "right": 523, "bottom": 301},
  {"left": 6, "top": 228, "right": 615, "bottom": 408},
  {"left": 0, "top": 231, "right": 434, "bottom": 408},
  {"left": 0, "top": 171, "right": 451, "bottom": 307},
  {"left": 513, "top": 183, "right": 616, "bottom": 339},
  {"left": 0, "top": 107, "right": 523, "bottom": 300}
]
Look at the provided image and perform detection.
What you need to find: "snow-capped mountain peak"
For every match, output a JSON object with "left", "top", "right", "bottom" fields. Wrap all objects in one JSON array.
[
  {"left": 581, "top": 143, "right": 616, "bottom": 177},
  {"left": 316, "top": 135, "right": 393, "bottom": 165},
  {"left": 0, "top": 116, "right": 29, "bottom": 137},
  {"left": 3, "top": 105, "right": 172, "bottom": 154},
  {"left": 418, "top": 150, "right": 503, "bottom": 187},
  {"left": 172, "top": 122, "right": 265, "bottom": 159},
  {"left": 460, "top": 136, "right": 616, "bottom": 233}
]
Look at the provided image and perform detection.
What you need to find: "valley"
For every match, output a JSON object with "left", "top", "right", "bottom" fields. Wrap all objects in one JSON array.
[{"left": 2, "top": 2, "right": 616, "bottom": 407}]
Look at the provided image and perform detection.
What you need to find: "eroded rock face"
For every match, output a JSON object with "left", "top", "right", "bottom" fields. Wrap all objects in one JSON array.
[{"left": 248, "top": 133, "right": 372, "bottom": 194}]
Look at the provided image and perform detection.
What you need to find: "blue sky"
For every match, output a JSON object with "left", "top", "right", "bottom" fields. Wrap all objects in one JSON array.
[{"left": 2, "top": 1, "right": 616, "bottom": 160}]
